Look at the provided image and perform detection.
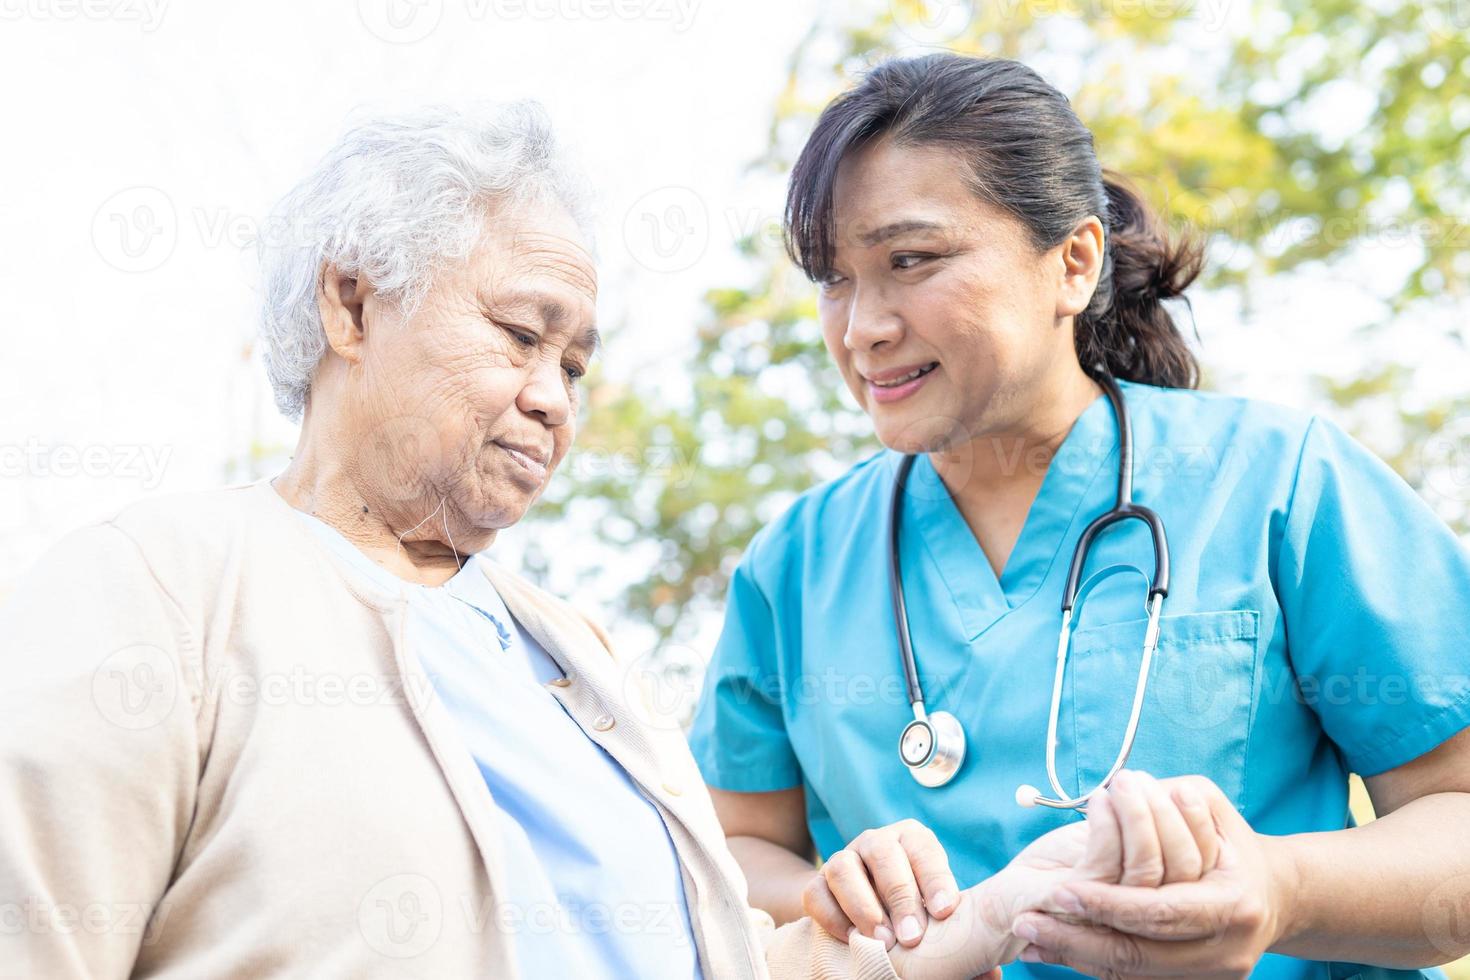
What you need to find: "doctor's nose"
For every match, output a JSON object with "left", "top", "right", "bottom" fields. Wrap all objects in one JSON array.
[{"left": 842, "top": 286, "right": 905, "bottom": 353}]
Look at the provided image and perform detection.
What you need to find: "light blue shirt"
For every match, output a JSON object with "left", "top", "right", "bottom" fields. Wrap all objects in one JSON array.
[
  {"left": 690, "top": 378, "right": 1470, "bottom": 980},
  {"left": 294, "top": 512, "right": 703, "bottom": 980}
]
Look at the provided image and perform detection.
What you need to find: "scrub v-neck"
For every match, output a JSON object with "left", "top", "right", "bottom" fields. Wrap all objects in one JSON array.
[{"left": 901, "top": 383, "right": 1125, "bottom": 641}]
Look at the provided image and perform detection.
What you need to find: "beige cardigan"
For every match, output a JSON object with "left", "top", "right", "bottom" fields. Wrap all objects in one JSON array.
[{"left": 0, "top": 480, "right": 897, "bottom": 980}]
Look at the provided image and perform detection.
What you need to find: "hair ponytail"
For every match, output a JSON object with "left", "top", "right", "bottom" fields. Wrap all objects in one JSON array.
[{"left": 1076, "top": 172, "right": 1204, "bottom": 389}]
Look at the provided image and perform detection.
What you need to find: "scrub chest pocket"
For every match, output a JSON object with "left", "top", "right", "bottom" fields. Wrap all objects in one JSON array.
[{"left": 1066, "top": 609, "right": 1260, "bottom": 808}]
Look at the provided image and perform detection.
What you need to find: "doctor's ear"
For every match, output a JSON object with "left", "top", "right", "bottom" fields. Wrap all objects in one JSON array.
[
  {"left": 1054, "top": 215, "right": 1106, "bottom": 319},
  {"left": 316, "top": 263, "right": 374, "bottom": 364}
]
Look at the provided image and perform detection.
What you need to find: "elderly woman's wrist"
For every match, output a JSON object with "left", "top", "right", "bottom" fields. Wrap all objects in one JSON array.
[{"left": 886, "top": 870, "right": 1043, "bottom": 977}]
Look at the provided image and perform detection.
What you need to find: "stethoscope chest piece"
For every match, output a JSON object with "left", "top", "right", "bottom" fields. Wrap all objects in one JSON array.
[{"left": 899, "top": 709, "right": 966, "bottom": 787}]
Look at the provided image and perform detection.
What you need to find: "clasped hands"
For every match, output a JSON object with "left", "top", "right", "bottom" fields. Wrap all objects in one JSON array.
[{"left": 805, "top": 771, "right": 1255, "bottom": 979}]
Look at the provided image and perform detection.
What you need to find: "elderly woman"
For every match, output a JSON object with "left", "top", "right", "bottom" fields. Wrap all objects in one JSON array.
[{"left": 0, "top": 102, "right": 1215, "bottom": 979}]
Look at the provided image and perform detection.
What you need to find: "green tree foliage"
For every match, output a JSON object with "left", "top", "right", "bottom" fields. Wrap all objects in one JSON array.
[{"left": 530, "top": 0, "right": 1470, "bottom": 645}]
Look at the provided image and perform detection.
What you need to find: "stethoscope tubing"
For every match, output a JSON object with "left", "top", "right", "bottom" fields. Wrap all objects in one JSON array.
[{"left": 890, "top": 373, "right": 1171, "bottom": 803}]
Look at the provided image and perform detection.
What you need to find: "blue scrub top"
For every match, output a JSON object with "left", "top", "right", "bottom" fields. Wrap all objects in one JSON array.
[{"left": 688, "top": 379, "right": 1470, "bottom": 980}]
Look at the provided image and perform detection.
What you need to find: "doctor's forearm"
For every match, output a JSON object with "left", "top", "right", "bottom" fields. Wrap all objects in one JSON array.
[
  {"left": 1267, "top": 791, "right": 1470, "bottom": 967},
  {"left": 728, "top": 834, "right": 819, "bottom": 926}
]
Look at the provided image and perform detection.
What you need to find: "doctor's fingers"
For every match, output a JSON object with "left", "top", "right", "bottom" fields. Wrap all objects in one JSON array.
[
  {"left": 1013, "top": 910, "right": 1254, "bottom": 979},
  {"left": 818, "top": 849, "right": 895, "bottom": 946}
]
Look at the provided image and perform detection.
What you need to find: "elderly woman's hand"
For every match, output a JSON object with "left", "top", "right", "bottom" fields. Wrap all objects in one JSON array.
[{"left": 886, "top": 771, "right": 1223, "bottom": 980}]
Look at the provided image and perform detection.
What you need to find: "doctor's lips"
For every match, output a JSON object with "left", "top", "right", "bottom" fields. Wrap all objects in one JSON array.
[{"left": 863, "top": 361, "right": 939, "bottom": 404}]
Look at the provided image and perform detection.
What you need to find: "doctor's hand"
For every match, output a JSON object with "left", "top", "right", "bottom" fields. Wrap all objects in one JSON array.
[
  {"left": 803, "top": 818, "right": 962, "bottom": 949},
  {"left": 885, "top": 770, "right": 1224, "bottom": 980},
  {"left": 1009, "top": 774, "right": 1284, "bottom": 978}
]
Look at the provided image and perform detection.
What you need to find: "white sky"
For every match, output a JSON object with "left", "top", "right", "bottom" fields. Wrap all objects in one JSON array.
[{"left": 2, "top": 0, "right": 1466, "bottom": 641}]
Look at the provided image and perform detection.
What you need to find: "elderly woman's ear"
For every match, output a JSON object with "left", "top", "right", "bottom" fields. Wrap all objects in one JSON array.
[{"left": 315, "top": 263, "right": 372, "bottom": 363}]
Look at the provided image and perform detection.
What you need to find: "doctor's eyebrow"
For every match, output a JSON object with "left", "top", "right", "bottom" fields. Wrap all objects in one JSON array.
[{"left": 853, "top": 219, "right": 951, "bottom": 247}]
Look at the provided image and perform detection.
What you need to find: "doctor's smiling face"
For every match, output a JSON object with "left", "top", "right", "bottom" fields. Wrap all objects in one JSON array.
[{"left": 816, "top": 136, "right": 1105, "bottom": 456}]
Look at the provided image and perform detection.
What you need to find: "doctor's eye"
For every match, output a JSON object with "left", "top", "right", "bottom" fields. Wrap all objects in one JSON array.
[
  {"left": 817, "top": 270, "right": 848, "bottom": 290},
  {"left": 892, "top": 253, "right": 935, "bottom": 271}
]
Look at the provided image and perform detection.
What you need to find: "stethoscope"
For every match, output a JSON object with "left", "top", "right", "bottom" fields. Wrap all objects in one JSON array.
[{"left": 889, "top": 373, "right": 1170, "bottom": 809}]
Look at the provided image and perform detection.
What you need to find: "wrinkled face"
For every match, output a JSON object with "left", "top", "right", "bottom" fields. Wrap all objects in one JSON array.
[
  {"left": 349, "top": 197, "right": 598, "bottom": 533},
  {"left": 817, "top": 138, "right": 1078, "bottom": 454}
]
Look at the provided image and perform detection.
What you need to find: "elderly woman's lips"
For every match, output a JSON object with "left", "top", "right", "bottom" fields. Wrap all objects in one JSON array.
[{"left": 495, "top": 441, "right": 550, "bottom": 478}]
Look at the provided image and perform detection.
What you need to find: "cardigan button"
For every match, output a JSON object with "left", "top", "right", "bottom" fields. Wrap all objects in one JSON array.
[
  {"left": 592, "top": 714, "right": 616, "bottom": 732},
  {"left": 547, "top": 676, "right": 572, "bottom": 688},
  {"left": 662, "top": 781, "right": 682, "bottom": 797}
]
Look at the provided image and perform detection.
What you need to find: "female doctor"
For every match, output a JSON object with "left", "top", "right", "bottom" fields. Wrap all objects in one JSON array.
[{"left": 688, "top": 53, "right": 1470, "bottom": 978}]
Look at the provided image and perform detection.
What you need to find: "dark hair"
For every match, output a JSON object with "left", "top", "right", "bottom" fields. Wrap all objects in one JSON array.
[{"left": 784, "top": 53, "right": 1204, "bottom": 389}]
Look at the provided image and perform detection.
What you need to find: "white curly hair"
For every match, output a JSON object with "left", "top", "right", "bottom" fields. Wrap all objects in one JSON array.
[{"left": 255, "top": 100, "right": 593, "bottom": 421}]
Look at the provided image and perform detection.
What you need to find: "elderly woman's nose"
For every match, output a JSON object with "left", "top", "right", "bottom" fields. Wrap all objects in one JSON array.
[{"left": 516, "top": 357, "right": 573, "bottom": 425}]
